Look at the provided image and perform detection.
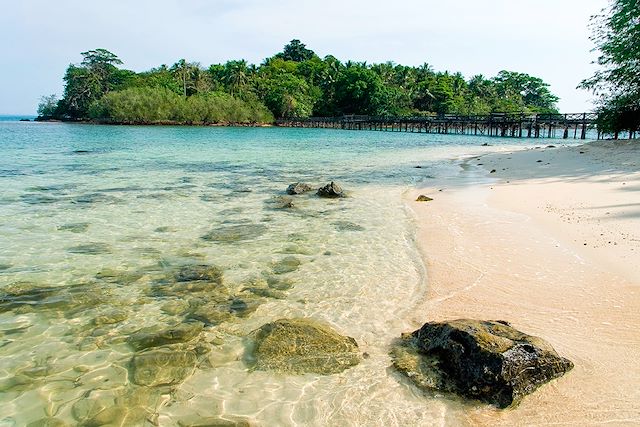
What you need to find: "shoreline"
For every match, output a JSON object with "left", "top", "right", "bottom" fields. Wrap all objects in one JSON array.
[{"left": 407, "top": 140, "right": 639, "bottom": 424}]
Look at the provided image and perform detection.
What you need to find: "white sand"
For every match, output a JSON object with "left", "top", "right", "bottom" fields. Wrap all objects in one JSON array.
[{"left": 407, "top": 139, "right": 640, "bottom": 425}]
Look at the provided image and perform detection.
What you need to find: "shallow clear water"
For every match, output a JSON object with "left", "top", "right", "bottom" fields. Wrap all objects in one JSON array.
[{"left": 0, "top": 120, "right": 573, "bottom": 426}]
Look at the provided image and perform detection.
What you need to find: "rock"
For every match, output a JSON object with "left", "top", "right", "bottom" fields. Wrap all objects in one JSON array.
[
  {"left": 178, "top": 416, "right": 252, "bottom": 427},
  {"left": 57, "top": 222, "right": 90, "bottom": 233},
  {"left": 250, "top": 318, "right": 361, "bottom": 375},
  {"left": 188, "top": 305, "right": 233, "bottom": 326},
  {"left": 175, "top": 264, "right": 223, "bottom": 284},
  {"left": 93, "top": 309, "right": 128, "bottom": 326},
  {"left": 286, "top": 182, "right": 314, "bottom": 195},
  {"left": 317, "top": 182, "right": 345, "bottom": 198},
  {"left": 243, "top": 287, "right": 286, "bottom": 299},
  {"left": 130, "top": 346, "right": 198, "bottom": 386},
  {"left": 128, "top": 322, "right": 204, "bottom": 350},
  {"left": 229, "top": 296, "right": 263, "bottom": 318},
  {"left": 265, "top": 195, "right": 295, "bottom": 210},
  {"left": 332, "top": 221, "right": 365, "bottom": 232},
  {"left": 416, "top": 195, "right": 433, "bottom": 202},
  {"left": 26, "top": 418, "right": 69, "bottom": 427},
  {"left": 66, "top": 243, "right": 111, "bottom": 255},
  {"left": 271, "top": 256, "right": 301, "bottom": 274},
  {"left": 490, "top": 169, "right": 496, "bottom": 173},
  {"left": 201, "top": 224, "right": 268, "bottom": 243},
  {"left": 391, "top": 319, "right": 573, "bottom": 408}
]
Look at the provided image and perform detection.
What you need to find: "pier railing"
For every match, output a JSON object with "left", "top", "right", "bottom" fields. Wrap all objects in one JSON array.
[{"left": 276, "top": 113, "right": 599, "bottom": 139}]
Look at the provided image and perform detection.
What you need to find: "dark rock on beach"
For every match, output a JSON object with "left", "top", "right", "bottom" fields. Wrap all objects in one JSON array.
[
  {"left": 249, "top": 318, "right": 361, "bottom": 375},
  {"left": 416, "top": 195, "right": 433, "bottom": 202},
  {"left": 286, "top": 182, "right": 314, "bottom": 195},
  {"left": 317, "top": 182, "right": 345, "bottom": 198},
  {"left": 391, "top": 319, "right": 573, "bottom": 408}
]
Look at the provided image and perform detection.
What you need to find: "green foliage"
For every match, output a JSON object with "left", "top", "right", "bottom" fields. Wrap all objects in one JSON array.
[
  {"left": 37, "top": 94, "right": 59, "bottom": 118},
  {"left": 580, "top": 0, "right": 639, "bottom": 136},
  {"left": 45, "top": 42, "right": 561, "bottom": 123},
  {"left": 276, "top": 39, "right": 316, "bottom": 62},
  {"left": 90, "top": 87, "right": 273, "bottom": 124}
]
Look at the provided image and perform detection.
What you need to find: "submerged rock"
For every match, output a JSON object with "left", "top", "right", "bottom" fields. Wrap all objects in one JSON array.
[
  {"left": 26, "top": 418, "right": 70, "bottom": 427},
  {"left": 128, "top": 322, "right": 203, "bottom": 350},
  {"left": 317, "top": 182, "right": 345, "bottom": 198},
  {"left": 175, "top": 264, "right": 224, "bottom": 284},
  {"left": 66, "top": 243, "right": 112, "bottom": 255},
  {"left": 93, "top": 309, "right": 128, "bottom": 326},
  {"left": 201, "top": 224, "right": 268, "bottom": 243},
  {"left": 265, "top": 195, "right": 295, "bottom": 210},
  {"left": 187, "top": 305, "right": 233, "bottom": 326},
  {"left": 391, "top": 319, "right": 573, "bottom": 408},
  {"left": 286, "top": 182, "right": 314, "bottom": 195},
  {"left": 130, "top": 346, "right": 198, "bottom": 386},
  {"left": 271, "top": 256, "right": 301, "bottom": 274},
  {"left": 249, "top": 318, "right": 361, "bottom": 375},
  {"left": 177, "top": 416, "right": 252, "bottom": 427},
  {"left": 57, "top": 222, "right": 90, "bottom": 233},
  {"left": 332, "top": 221, "right": 365, "bottom": 232}
]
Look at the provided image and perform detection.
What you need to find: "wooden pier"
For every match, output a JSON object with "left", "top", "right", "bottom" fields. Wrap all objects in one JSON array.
[{"left": 276, "top": 113, "right": 599, "bottom": 139}]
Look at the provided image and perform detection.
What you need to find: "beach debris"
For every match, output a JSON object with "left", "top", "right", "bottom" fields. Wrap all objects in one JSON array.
[
  {"left": 249, "top": 318, "right": 361, "bottom": 375},
  {"left": 317, "top": 181, "right": 345, "bottom": 198},
  {"left": 391, "top": 319, "right": 573, "bottom": 408},
  {"left": 416, "top": 195, "right": 433, "bottom": 202},
  {"left": 286, "top": 182, "right": 314, "bottom": 195},
  {"left": 130, "top": 346, "right": 198, "bottom": 386}
]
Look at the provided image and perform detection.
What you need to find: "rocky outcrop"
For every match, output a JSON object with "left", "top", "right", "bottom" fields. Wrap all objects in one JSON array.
[
  {"left": 317, "top": 182, "right": 345, "bottom": 198},
  {"left": 391, "top": 319, "right": 573, "bottom": 408},
  {"left": 286, "top": 182, "right": 314, "bottom": 195},
  {"left": 249, "top": 318, "right": 361, "bottom": 375}
]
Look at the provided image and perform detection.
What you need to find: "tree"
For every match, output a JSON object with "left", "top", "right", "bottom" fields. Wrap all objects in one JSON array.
[
  {"left": 580, "top": 0, "right": 640, "bottom": 136},
  {"left": 56, "top": 49, "right": 125, "bottom": 118},
  {"left": 37, "top": 94, "right": 59, "bottom": 118},
  {"left": 276, "top": 39, "right": 316, "bottom": 62}
]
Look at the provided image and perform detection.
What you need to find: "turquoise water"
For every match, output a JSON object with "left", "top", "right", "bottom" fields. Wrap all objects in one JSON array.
[{"left": 0, "top": 121, "right": 570, "bottom": 426}]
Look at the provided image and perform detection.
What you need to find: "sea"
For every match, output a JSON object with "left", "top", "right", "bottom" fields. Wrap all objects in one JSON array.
[{"left": 0, "top": 117, "right": 577, "bottom": 426}]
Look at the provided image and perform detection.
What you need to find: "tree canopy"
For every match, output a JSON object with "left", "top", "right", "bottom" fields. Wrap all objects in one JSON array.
[
  {"left": 42, "top": 41, "right": 561, "bottom": 124},
  {"left": 580, "top": 0, "right": 639, "bottom": 136}
]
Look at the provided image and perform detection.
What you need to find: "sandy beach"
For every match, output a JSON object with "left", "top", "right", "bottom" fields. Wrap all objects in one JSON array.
[{"left": 407, "top": 139, "right": 640, "bottom": 425}]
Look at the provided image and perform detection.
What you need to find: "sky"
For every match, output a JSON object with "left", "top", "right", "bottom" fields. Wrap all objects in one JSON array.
[{"left": 1, "top": 0, "right": 607, "bottom": 115}]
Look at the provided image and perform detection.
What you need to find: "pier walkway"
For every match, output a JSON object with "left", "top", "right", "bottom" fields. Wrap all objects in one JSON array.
[{"left": 276, "top": 113, "right": 599, "bottom": 139}]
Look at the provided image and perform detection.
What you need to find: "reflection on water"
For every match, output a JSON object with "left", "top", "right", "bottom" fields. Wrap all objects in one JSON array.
[{"left": 0, "top": 122, "right": 568, "bottom": 426}]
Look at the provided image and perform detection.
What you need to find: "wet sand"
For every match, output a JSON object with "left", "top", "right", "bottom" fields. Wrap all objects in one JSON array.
[{"left": 407, "top": 139, "right": 640, "bottom": 425}]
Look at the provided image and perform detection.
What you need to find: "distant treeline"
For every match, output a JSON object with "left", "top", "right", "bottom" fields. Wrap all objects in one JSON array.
[{"left": 38, "top": 41, "right": 561, "bottom": 125}]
